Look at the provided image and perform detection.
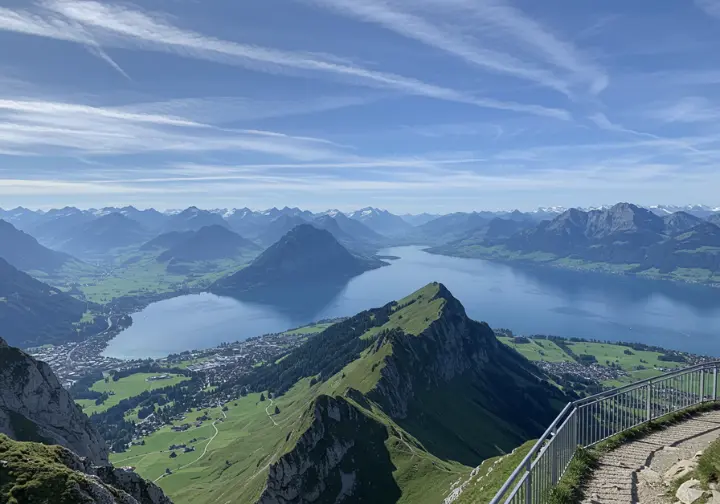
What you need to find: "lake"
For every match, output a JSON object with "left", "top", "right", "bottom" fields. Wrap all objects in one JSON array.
[{"left": 103, "top": 246, "right": 720, "bottom": 359}]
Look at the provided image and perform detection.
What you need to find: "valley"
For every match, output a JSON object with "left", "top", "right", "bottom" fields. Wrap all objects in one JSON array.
[
  {"left": 3, "top": 203, "right": 720, "bottom": 504},
  {"left": 61, "top": 284, "right": 716, "bottom": 504}
]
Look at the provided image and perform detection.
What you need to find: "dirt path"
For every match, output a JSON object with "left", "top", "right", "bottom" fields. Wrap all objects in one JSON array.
[
  {"left": 582, "top": 410, "right": 720, "bottom": 503},
  {"left": 265, "top": 397, "right": 278, "bottom": 426},
  {"left": 154, "top": 407, "right": 225, "bottom": 483}
]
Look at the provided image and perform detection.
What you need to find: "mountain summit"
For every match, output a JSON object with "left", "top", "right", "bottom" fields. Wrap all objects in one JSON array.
[
  {"left": 215, "top": 283, "right": 564, "bottom": 503},
  {"left": 211, "top": 224, "right": 386, "bottom": 294}
]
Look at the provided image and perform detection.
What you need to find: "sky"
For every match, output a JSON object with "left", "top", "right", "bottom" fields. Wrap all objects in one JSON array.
[{"left": 1, "top": 0, "right": 720, "bottom": 213}]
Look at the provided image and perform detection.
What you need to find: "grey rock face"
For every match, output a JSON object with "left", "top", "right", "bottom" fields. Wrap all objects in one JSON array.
[
  {"left": 59, "top": 449, "right": 173, "bottom": 504},
  {"left": 258, "top": 396, "right": 358, "bottom": 504},
  {"left": 0, "top": 336, "right": 109, "bottom": 464},
  {"left": 369, "top": 287, "right": 495, "bottom": 420},
  {"left": 257, "top": 395, "right": 399, "bottom": 504}
]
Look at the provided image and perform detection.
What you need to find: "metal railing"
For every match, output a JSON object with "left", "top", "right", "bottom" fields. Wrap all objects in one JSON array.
[{"left": 490, "top": 361, "right": 720, "bottom": 504}]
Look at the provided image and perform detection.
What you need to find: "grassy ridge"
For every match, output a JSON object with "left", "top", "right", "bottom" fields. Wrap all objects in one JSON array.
[{"left": 102, "top": 283, "right": 564, "bottom": 504}]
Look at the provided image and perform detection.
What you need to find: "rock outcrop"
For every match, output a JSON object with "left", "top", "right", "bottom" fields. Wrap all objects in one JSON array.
[
  {"left": 0, "top": 434, "right": 172, "bottom": 504},
  {"left": 257, "top": 395, "right": 400, "bottom": 504},
  {"left": 0, "top": 336, "right": 109, "bottom": 464}
]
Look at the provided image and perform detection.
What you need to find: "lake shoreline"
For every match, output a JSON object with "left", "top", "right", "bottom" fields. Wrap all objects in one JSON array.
[
  {"left": 100, "top": 246, "right": 720, "bottom": 359},
  {"left": 424, "top": 248, "right": 720, "bottom": 290}
]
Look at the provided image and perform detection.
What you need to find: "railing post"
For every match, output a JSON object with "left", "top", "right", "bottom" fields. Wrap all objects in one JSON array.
[
  {"left": 550, "top": 426, "right": 558, "bottom": 485},
  {"left": 525, "top": 457, "right": 532, "bottom": 504},
  {"left": 714, "top": 367, "right": 718, "bottom": 402},
  {"left": 701, "top": 371, "right": 706, "bottom": 403},
  {"left": 646, "top": 383, "right": 652, "bottom": 422}
]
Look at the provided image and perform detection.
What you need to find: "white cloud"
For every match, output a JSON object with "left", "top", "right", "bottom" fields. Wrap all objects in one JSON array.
[
  {"left": 0, "top": 5, "right": 129, "bottom": 77},
  {"left": 0, "top": 1, "right": 569, "bottom": 119},
  {"left": 0, "top": 97, "right": 348, "bottom": 160},
  {"left": 696, "top": 0, "right": 720, "bottom": 18},
  {"left": 647, "top": 97, "right": 720, "bottom": 124},
  {"left": 303, "top": 0, "right": 606, "bottom": 96},
  {"left": 115, "top": 96, "right": 380, "bottom": 124}
]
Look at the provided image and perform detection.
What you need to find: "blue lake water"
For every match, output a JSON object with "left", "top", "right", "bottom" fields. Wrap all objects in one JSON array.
[{"left": 103, "top": 246, "right": 720, "bottom": 359}]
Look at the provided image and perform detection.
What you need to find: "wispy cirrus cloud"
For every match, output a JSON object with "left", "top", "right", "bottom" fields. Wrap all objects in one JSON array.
[
  {"left": 696, "top": 0, "right": 720, "bottom": 18},
  {"left": 0, "top": 97, "right": 349, "bottom": 160},
  {"left": 301, "top": 0, "right": 606, "bottom": 97},
  {"left": 114, "top": 95, "right": 380, "bottom": 125},
  {"left": 646, "top": 97, "right": 720, "bottom": 124},
  {"left": 0, "top": 0, "right": 569, "bottom": 119},
  {"left": 0, "top": 4, "right": 129, "bottom": 78}
]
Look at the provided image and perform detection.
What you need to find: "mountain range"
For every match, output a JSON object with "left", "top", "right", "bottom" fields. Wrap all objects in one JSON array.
[
  {"left": 431, "top": 203, "right": 720, "bottom": 282},
  {"left": 3, "top": 203, "right": 720, "bottom": 288},
  {"left": 54, "top": 213, "right": 153, "bottom": 257}
]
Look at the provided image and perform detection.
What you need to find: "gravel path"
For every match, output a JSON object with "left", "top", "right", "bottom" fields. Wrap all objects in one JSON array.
[{"left": 582, "top": 410, "right": 720, "bottom": 503}]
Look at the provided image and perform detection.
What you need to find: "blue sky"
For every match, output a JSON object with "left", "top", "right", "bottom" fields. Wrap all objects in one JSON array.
[{"left": 1, "top": 0, "right": 720, "bottom": 212}]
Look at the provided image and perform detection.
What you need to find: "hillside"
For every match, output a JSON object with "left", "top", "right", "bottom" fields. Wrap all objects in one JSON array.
[
  {"left": 0, "top": 219, "right": 79, "bottom": 273},
  {"left": 141, "top": 231, "right": 195, "bottom": 251},
  {"left": 159, "top": 283, "right": 564, "bottom": 504},
  {"left": 255, "top": 214, "right": 308, "bottom": 247},
  {"left": 212, "top": 224, "right": 386, "bottom": 295},
  {"left": 311, "top": 214, "right": 385, "bottom": 254},
  {"left": 0, "top": 258, "right": 89, "bottom": 348},
  {"left": 157, "top": 225, "right": 260, "bottom": 263},
  {"left": 430, "top": 203, "right": 720, "bottom": 284},
  {"left": 56, "top": 213, "right": 152, "bottom": 256}
]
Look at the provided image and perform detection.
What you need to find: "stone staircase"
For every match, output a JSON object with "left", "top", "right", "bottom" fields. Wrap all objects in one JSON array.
[{"left": 582, "top": 410, "right": 720, "bottom": 504}]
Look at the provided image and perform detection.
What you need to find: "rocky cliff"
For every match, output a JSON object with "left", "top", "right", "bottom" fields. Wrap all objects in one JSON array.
[
  {"left": 0, "top": 336, "right": 109, "bottom": 464},
  {"left": 257, "top": 395, "right": 400, "bottom": 504},
  {"left": 0, "top": 434, "right": 172, "bottom": 504},
  {"left": 368, "top": 284, "right": 497, "bottom": 418}
]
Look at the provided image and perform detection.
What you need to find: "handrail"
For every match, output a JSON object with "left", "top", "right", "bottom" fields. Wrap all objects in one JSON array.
[
  {"left": 489, "top": 360, "right": 720, "bottom": 504},
  {"left": 573, "top": 360, "right": 717, "bottom": 406}
]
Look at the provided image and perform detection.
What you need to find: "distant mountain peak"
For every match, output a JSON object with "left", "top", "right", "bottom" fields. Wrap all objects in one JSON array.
[{"left": 211, "top": 223, "right": 386, "bottom": 293}]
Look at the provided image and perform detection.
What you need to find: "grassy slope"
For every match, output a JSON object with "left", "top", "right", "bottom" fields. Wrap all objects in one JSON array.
[
  {"left": 0, "top": 434, "right": 91, "bottom": 504},
  {"left": 124, "top": 285, "right": 470, "bottom": 504},
  {"left": 453, "top": 440, "right": 536, "bottom": 504},
  {"left": 110, "top": 284, "right": 562, "bottom": 504},
  {"left": 280, "top": 322, "right": 335, "bottom": 336},
  {"left": 75, "top": 373, "right": 189, "bottom": 416},
  {"left": 497, "top": 336, "right": 686, "bottom": 387}
]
